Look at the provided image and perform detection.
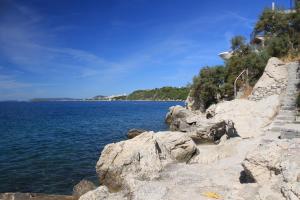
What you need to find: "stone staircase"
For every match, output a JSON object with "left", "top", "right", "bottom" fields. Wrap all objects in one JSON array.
[{"left": 270, "top": 61, "right": 300, "bottom": 139}]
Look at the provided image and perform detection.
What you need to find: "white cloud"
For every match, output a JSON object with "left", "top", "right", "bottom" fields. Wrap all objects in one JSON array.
[{"left": 0, "top": 75, "right": 31, "bottom": 89}]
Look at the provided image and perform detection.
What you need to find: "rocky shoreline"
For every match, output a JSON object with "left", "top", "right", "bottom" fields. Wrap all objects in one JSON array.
[
  {"left": 2, "top": 58, "right": 300, "bottom": 200},
  {"left": 78, "top": 58, "right": 300, "bottom": 200}
]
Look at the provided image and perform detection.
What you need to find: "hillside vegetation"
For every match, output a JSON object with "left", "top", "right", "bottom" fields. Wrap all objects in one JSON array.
[
  {"left": 127, "top": 87, "right": 189, "bottom": 101},
  {"left": 190, "top": 1, "right": 300, "bottom": 111}
]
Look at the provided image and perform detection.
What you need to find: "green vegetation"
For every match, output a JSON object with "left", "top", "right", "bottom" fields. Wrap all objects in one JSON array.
[
  {"left": 111, "top": 95, "right": 127, "bottom": 100},
  {"left": 254, "top": 4, "right": 300, "bottom": 58},
  {"left": 191, "top": 66, "right": 228, "bottom": 109},
  {"left": 126, "top": 86, "right": 189, "bottom": 101},
  {"left": 190, "top": 1, "right": 300, "bottom": 111}
]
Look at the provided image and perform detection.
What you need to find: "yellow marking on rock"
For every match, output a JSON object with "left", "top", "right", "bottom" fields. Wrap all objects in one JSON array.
[{"left": 202, "top": 192, "right": 221, "bottom": 199}]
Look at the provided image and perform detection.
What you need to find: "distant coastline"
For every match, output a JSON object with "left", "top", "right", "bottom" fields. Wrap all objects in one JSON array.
[
  {"left": 29, "top": 99, "right": 185, "bottom": 102},
  {"left": 30, "top": 86, "right": 189, "bottom": 102}
]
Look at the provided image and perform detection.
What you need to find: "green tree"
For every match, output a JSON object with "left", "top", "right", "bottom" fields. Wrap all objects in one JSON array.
[{"left": 231, "top": 36, "right": 247, "bottom": 52}]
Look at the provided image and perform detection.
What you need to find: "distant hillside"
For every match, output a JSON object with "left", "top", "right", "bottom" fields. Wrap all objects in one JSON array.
[
  {"left": 127, "top": 87, "right": 189, "bottom": 101},
  {"left": 30, "top": 87, "right": 189, "bottom": 102}
]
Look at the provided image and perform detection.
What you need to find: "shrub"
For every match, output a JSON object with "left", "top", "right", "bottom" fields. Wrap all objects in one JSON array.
[{"left": 190, "top": 66, "right": 227, "bottom": 110}]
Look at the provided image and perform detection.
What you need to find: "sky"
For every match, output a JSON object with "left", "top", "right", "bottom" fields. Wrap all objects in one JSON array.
[{"left": 0, "top": 0, "right": 293, "bottom": 100}]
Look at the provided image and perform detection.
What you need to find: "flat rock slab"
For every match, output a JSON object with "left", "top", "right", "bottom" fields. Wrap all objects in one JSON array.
[{"left": 0, "top": 193, "right": 76, "bottom": 200}]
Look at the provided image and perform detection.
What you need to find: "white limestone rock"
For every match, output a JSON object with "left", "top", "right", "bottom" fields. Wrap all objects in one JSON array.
[
  {"left": 211, "top": 95, "right": 280, "bottom": 138},
  {"left": 242, "top": 139, "right": 300, "bottom": 200},
  {"left": 96, "top": 131, "right": 197, "bottom": 191},
  {"left": 249, "top": 57, "right": 287, "bottom": 101},
  {"left": 78, "top": 186, "right": 126, "bottom": 200}
]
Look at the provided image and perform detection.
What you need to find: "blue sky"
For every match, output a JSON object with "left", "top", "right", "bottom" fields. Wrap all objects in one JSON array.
[{"left": 0, "top": 0, "right": 292, "bottom": 100}]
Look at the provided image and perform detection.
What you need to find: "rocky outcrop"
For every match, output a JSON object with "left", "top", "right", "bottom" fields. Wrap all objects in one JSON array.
[
  {"left": 79, "top": 186, "right": 126, "bottom": 200},
  {"left": 165, "top": 105, "right": 200, "bottom": 128},
  {"left": 73, "top": 180, "right": 96, "bottom": 198},
  {"left": 166, "top": 105, "right": 238, "bottom": 143},
  {"left": 96, "top": 131, "right": 197, "bottom": 192},
  {"left": 208, "top": 94, "right": 281, "bottom": 138},
  {"left": 167, "top": 94, "right": 280, "bottom": 139},
  {"left": 78, "top": 58, "right": 299, "bottom": 200},
  {"left": 155, "top": 131, "right": 197, "bottom": 161},
  {"left": 242, "top": 139, "right": 300, "bottom": 200},
  {"left": 127, "top": 129, "right": 146, "bottom": 139},
  {"left": 249, "top": 57, "right": 287, "bottom": 101}
]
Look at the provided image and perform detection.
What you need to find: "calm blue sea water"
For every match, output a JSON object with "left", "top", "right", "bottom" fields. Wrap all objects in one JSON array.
[{"left": 0, "top": 101, "right": 183, "bottom": 194}]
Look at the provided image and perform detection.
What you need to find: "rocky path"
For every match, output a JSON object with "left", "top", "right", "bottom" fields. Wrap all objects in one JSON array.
[
  {"left": 128, "top": 137, "right": 261, "bottom": 200},
  {"left": 271, "top": 61, "right": 300, "bottom": 139}
]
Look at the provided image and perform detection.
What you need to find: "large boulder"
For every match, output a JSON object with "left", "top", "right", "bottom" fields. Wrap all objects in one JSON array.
[
  {"left": 242, "top": 139, "right": 300, "bottom": 200},
  {"left": 165, "top": 105, "right": 199, "bottom": 129},
  {"left": 156, "top": 131, "right": 197, "bottom": 161},
  {"left": 96, "top": 131, "right": 197, "bottom": 191},
  {"left": 96, "top": 132, "right": 162, "bottom": 191},
  {"left": 249, "top": 57, "right": 287, "bottom": 101},
  {"left": 166, "top": 105, "right": 238, "bottom": 143},
  {"left": 208, "top": 95, "right": 280, "bottom": 138}
]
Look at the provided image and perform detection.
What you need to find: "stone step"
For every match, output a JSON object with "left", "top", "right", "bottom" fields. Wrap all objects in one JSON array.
[
  {"left": 279, "top": 123, "right": 300, "bottom": 139},
  {"left": 282, "top": 102, "right": 297, "bottom": 105},
  {"left": 276, "top": 115, "right": 296, "bottom": 120},
  {"left": 281, "top": 106, "right": 297, "bottom": 111},
  {"left": 282, "top": 101, "right": 296, "bottom": 105},
  {"left": 281, "top": 130, "right": 300, "bottom": 139},
  {"left": 286, "top": 89, "right": 297, "bottom": 91},
  {"left": 277, "top": 112, "right": 296, "bottom": 117},
  {"left": 286, "top": 91, "right": 297, "bottom": 94},
  {"left": 273, "top": 121, "right": 287, "bottom": 126},
  {"left": 283, "top": 97, "right": 297, "bottom": 100},
  {"left": 282, "top": 103, "right": 296, "bottom": 107},
  {"left": 278, "top": 110, "right": 296, "bottom": 115},
  {"left": 271, "top": 126, "right": 282, "bottom": 132},
  {"left": 285, "top": 93, "right": 297, "bottom": 95},
  {"left": 276, "top": 116, "right": 295, "bottom": 121},
  {"left": 286, "top": 87, "right": 297, "bottom": 90}
]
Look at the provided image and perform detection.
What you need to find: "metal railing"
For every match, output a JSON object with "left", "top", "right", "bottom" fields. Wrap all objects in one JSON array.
[{"left": 234, "top": 68, "right": 249, "bottom": 98}]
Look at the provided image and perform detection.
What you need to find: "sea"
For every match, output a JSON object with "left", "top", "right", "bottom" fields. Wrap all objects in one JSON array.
[{"left": 0, "top": 101, "right": 184, "bottom": 194}]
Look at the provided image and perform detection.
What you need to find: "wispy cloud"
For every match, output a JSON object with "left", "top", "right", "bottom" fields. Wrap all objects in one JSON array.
[
  {"left": 225, "top": 11, "right": 256, "bottom": 30},
  {"left": 0, "top": 74, "right": 31, "bottom": 89},
  {"left": 0, "top": 0, "right": 259, "bottom": 100}
]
